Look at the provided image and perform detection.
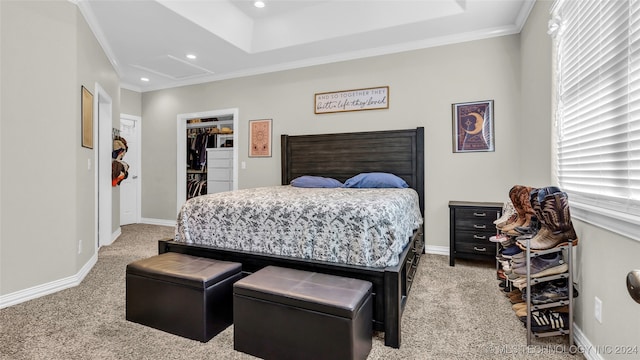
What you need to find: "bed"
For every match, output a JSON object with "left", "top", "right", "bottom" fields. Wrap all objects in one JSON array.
[{"left": 159, "top": 127, "right": 425, "bottom": 348}]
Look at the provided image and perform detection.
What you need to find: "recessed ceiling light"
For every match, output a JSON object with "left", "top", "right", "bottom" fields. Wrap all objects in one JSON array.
[
  {"left": 186, "top": 54, "right": 197, "bottom": 60},
  {"left": 254, "top": 1, "right": 265, "bottom": 8},
  {"left": 140, "top": 77, "right": 149, "bottom": 82}
]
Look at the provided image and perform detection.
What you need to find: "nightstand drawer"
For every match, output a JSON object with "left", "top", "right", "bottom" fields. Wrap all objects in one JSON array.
[
  {"left": 454, "top": 230, "right": 495, "bottom": 244},
  {"left": 454, "top": 208, "right": 500, "bottom": 230},
  {"left": 455, "top": 241, "right": 496, "bottom": 256}
]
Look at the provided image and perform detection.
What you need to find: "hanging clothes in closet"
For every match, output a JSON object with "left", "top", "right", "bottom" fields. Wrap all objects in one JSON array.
[{"left": 187, "top": 128, "right": 218, "bottom": 171}]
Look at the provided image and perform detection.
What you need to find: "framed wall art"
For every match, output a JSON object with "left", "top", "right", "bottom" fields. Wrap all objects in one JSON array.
[
  {"left": 249, "top": 119, "right": 272, "bottom": 157},
  {"left": 452, "top": 100, "right": 494, "bottom": 153},
  {"left": 81, "top": 86, "right": 94, "bottom": 149},
  {"left": 314, "top": 86, "right": 389, "bottom": 114}
]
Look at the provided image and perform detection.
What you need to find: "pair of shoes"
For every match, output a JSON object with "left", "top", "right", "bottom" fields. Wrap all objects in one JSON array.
[
  {"left": 514, "top": 303, "right": 528, "bottom": 317},
  {"left": 506, "top": 289, "right": 521, "bottom": 298},
  {"left": 513, "top": 302, "right": 527, "bottom": 311},
  {"left": 490, "top": 233, "right": 508, "bottom": 243},
  {"left": 531, "top": 280, "right": 579, "bottom": 304},
  {"left": 507, "top": 271, "right": 523, "bottom": 281},
  {"left": 529, "top": 310, "right": 570, "bottom": 332},
  {"left": 497, "top": 269, "right": 507, "bottom": 280},
  {"left": 501, "top": 245, "right": 523, "bottom": 258},
  {"left": 513, "top": 252, "right": 565, "bottom": 277},
  {"left": 517, "top": 306, "right": 569, "bottom": 322},
  {"left": 524, "top": 263, "right": 569, "bottom": 279}
]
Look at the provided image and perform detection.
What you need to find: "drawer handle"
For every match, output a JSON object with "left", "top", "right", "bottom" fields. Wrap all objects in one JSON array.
[
  {"left": 473, "top": 246, "right": 487, "bottom": 252},
  {"left": 473, "top": 212, "right": 487, "bottom": 217},
  {"left": 473, "top": 235, "right": 487, "bottom": 240},
  {"left": 473, "top": 224, "right": 487, "bottom": 229}
]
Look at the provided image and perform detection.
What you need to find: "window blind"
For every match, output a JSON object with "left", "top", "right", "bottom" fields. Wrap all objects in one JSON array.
[{"left": 553, "top": 0, "right": 640, "bottom": 227}]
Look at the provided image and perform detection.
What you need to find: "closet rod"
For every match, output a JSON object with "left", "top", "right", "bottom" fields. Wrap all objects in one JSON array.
[{"left": 186, "top": 120, "right": 232, "bottom": 130}]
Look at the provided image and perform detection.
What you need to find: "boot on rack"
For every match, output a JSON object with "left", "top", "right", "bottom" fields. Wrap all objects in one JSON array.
[
  {"left": 494, "top": 198, "right": 516, "bottom": 226},
  {"left": 496, "top": 185, "right": 523, "bottom": 230},
  {"left": 502, "top": 185, "right": 535, "bottom": 233},
  {"left": 518, "top": 187, "right": 578, "bottom": 251}
]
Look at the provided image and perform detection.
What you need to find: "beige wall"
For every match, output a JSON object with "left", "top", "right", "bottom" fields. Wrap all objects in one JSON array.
[
  {"left": 121, "top": 88, "right": 142, "bottom": 117},
  {"left": 142, "top": 35, "right": 523, "bottom": 244},
  {"left": 521, "top": 0, "right": 640, "bottom": 353},
  {"left": 0, "top": 0, "right": 119, "bottom": 295},
  {"left": 76, "top": 2, "right": 121, "bottom": 262},
  {"left": 1, "top": 0, "right": 77, "bottom": 293},
  {"left": 519, "top": 0, "right": 552, "bottom": 187}
]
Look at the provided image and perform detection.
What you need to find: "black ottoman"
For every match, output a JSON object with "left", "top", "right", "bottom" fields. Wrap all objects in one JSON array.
[
  {"left": 233, "top": 266, "right": 372, "bottom": 360},
  {"left": 126, "top": 252, "right": 242, "bottom": 342}
]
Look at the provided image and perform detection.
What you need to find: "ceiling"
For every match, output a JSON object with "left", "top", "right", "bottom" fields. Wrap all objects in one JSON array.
[{"left": 76, "top": 0, "right": 535, "bottom": 92}]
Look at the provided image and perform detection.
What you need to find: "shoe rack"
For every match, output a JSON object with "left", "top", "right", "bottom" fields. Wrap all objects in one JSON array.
[
  {"left": 493, "top": 185, "right": 578, "bottom": 350},
  {"left": 523, "top": 242, "right": 574, "bottom": 346}
]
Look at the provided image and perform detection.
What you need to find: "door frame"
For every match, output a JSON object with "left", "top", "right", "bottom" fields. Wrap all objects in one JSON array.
[
  {"left": 120, "top": 113, "right": 142, "bottom": 224},
  {"left": 176, "top": 108, "right": 238, "bottom": 214},
  {"left": 94, "top": 83, "right": 113, "bottom": 249}
]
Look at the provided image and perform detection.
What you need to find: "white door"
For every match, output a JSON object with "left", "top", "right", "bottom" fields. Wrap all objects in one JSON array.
[
  {"left": 96, "top": 84, "right": 113, "bottom": 248},
  {"left": 119, "top": 115, "right": 140, "bottom": 225}
]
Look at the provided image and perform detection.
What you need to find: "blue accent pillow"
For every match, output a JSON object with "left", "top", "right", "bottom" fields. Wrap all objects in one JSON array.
[
  {"left": 343, "top": 172, "right": 409, "bottom": 188},
  {"left": 290, "top": 176, "right": 343, "bottom": 188}
]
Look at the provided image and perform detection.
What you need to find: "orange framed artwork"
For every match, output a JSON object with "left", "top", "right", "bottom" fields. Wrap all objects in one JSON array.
[{"left": 249, "top": 119, "right": 272, "bottom": 157}]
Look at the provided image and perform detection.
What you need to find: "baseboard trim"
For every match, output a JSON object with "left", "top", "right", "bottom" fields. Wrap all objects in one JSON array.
[
  {"left": 425, "top": 245, "right": 449, "bottom": 256},
  {"left": 112, "top": 227, "right": 122, "bottom": 243},
  {"left": 0, "top": 252, "right": 98, "bottom": 309},
  {"left": 141, "top": 217, "right": 177, "bottom": 227},
  {"left": 573, "top": 324, "right": 604, "bottom": 360}
]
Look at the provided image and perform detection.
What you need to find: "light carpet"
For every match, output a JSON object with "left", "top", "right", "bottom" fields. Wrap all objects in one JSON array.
[{"left": 0, "top": 224, "right": 584, "bottom": 359}]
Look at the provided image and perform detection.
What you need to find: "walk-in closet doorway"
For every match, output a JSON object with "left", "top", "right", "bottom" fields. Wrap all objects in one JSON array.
[{"left": 176, "top": 108, "right": 239, "bottom": 214}]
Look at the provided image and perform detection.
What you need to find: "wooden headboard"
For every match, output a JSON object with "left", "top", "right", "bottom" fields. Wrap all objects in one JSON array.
[{"left": 281, "top": 127, "right": 424, "bottom": 216}]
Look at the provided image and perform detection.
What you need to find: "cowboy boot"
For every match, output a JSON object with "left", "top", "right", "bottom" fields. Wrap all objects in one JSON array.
[
  {"left": 502, "top": 186, "right": 534, "bottom": 233},
  {"left": 528, "top": 190, "right": 578, "bottom": 250},
  {"left": 516, "top": 187, "right": 556, "bottom": 249},
  {"left": 549, "top": 190, "right": 578, "bottom": 242},
  {"left": 497, "top": 185, "right": 522, "bottom": 230},
  {"left": 508, "top": 188, "right": 539, "bottom": 236}
]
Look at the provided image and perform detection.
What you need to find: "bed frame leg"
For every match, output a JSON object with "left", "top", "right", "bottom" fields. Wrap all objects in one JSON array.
[{"left": 384, "top": 270, "right": 401, "bottom": 348}]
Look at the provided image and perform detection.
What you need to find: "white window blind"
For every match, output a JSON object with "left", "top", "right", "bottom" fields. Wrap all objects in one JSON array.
[{"left": 552, "top": 0, "right": 640, "bottom": 239}]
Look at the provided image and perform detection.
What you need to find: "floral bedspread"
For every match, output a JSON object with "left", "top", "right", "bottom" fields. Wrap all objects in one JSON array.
[{"left": 175, "top": 186, "right": 423, "bottom": 268}]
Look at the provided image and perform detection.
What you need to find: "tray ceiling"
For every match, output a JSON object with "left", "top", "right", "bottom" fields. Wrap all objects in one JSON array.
[{"left": 76, "top": 0, "right": 535, "bottom": 92}]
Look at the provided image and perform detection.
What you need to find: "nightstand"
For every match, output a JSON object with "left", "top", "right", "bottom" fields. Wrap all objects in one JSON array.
[{"left": 449, "top": 201, "right": 503, "bottom": 266}]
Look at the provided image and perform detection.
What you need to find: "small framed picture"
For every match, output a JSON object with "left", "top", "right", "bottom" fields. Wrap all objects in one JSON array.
[
  {"left": 249, "top": 119, "right": 272, "bottom": 157},
  {"left": 452, "top": 100, "right": 494, "bottom": 153},
  {"left": 81, "top": 86, "right": 94, "bottom": 149}
]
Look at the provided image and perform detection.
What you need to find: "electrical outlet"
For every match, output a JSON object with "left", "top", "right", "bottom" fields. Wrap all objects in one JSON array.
[
  {"left": 594, "top": 296, "right": 602, "bottom": 323},
  {"left": 78, "top": 239, "right": 82, "bottom": 254}
]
